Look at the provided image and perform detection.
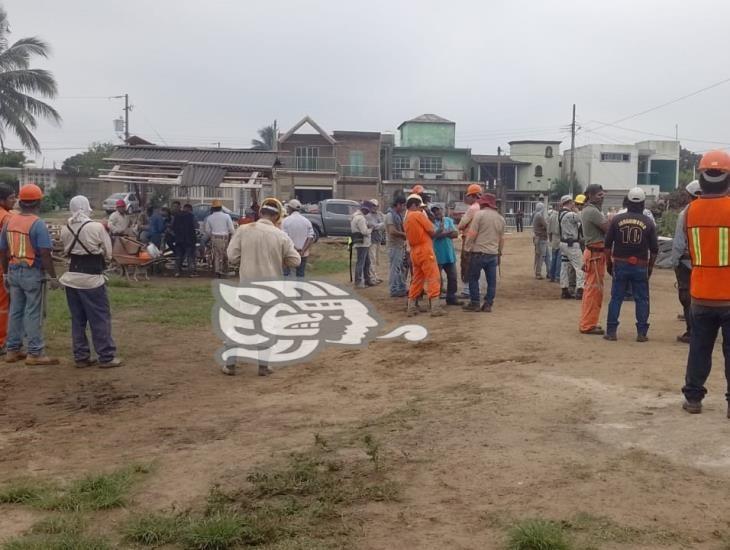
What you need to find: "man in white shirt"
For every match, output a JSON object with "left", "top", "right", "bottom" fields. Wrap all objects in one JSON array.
[
  {"left": 282, "top": 199, "right": 314, "bottom": 278},
  {"left": 59, "top": 195, "right": 121, "bottom": 368},
  {"left": 366, "top": 199, "right": 385, "bottom": 283},
  {"left": 204, "top": 199, "right": 235, "bottom": 277},
  {"left": 107, "top": 199, "right": 131, "bottom": 236},
  {"left": 350, "top": 201, "right": 374, "bottom": 288}
]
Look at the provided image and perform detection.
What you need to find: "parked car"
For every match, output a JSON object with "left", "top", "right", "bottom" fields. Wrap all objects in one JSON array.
[
  {"left": 448, "top": 201, "right": 469, "bottom": 223},
  {"left": 103, "top": 192, "right": 139, "bottom": 214},
  {"left": 302, "top": 199, "right": 360, "bottom": 241},
  {"left": 192, "top": 203, "right": 239, "bottom": 224}
]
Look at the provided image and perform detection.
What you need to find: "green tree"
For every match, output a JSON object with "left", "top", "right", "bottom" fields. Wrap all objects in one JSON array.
[
  {"left": 0, "top": 7, "right": 61, "bottom": 153},
  {"left": 549, "top": 177, "right": 583, "bottom": 201},
  {"left": 61, "top": 142, "right": 115, "bottom": 178},
  {"left": 0, "top": 150, "right": 24, "bottom": 167},
  {"left": 251, "top": 124, "right": 275, "bottom": 150},
  {"left": 678, "top": 146, "right": 701, "bottom": 187}
]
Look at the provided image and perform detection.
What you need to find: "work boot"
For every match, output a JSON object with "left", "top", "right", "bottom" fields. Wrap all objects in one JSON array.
[
  {"left": 417, "top": 301, "right": 429, "bottom": 313},
  {"left": 430, "top": 300, "right": 446, "bottom": 317},
  {"left": 99, "top": 358, "right": 123, "bottom": 369},
  {"left": 462, "top": 302, "right": 480, "bottom": 312},
  {"left": 677, "top": 333, "right": 691, "bottom": 344},
  {"left": 636, "top": 334, "right": 649, "bottom": 343},
  {"left": 355, "top": 282, "right": 366, "bottom": 289},
  {"left": 580, "top": 327, "right": 605, "bottom": 335},
  {"left": 25, "top": 355, "right": 60, "bottom": 366},
  {"left": 5, "top": 350, "right": 27, "bottom": 363},
  {"left": 407, "top": 300, "right": 419, "bottom": 317},
  {"left": 575, "top": 288, "right": 584, "bottom": 300},
  {"left": 221, "top": 364, "right": 236, "bottom": 376},
  {"left": 445, "top": 297, "right": 464, "bottom": 306},
  {"left": 258, "top": 365, "right": 273, "bottom": 376},
  {"left": 481, "top": 302, "right": 493, "bottom": 313},
  {"left": 682, "top": 400, "right": 702, "bottom": 414},
  {"left": 561, "top": 288, "right": 573, "bottom": 300},
  {"left": 603, "top": 333, "right": 617, "bottom": 341},
  {"left": 75, "top": 358, "right": 98, "bottom": 368}
]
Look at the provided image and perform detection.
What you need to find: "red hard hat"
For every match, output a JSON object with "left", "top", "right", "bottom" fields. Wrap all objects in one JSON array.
[
  {"left": 18, "top": 183, "right": 43, "bottom": 201},
  {"left": 115, "top": 199, "right": 126, "bottom": 207}
]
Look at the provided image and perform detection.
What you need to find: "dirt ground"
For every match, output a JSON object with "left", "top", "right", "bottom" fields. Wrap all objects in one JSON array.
[{"left": 2, "top": 231, "right": 730, "bottom": 548}]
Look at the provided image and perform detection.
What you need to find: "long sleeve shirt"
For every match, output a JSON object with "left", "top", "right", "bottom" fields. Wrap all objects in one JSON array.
[
  {"left": 227, "top": 218, "right": 300, "bottom": 281},
  {"left": 670, "top": 207, "right": 691, "bottom": 269},
  {"left": 59, "top": 220, "right": 113, "bottom": 289},
  {"left": 350, "top": 211, "right": 372, "bottom": 248},
  {"left": 108, "top": 211, "right": 130, "bottom": 235}
]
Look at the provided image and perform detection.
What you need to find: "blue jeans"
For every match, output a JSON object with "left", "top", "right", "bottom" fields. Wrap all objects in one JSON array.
[
  {"left": 6, "top": 266, "right": 44, "bottom": 356},
  {"left": 683, "top": 305, "right": 730, "bottom": 402},
  {"left": 533, "top": 237, "right": 550, "bottom": 277},
  {"left": 606, "top": 262, "right": 650, "bottom": 336},
  {"left": 468, "top": 253, "right": 498, "bottom": 305},
  {"left": 550, "top": 248, "right": 561, "bottom": 280},
  {"left": 283, "top": 256, "right": 307, "bottom": 278},
  {"left": 388, "top": 245, "right": 407, "bottom": 295},
  {"left": 65, "top": 285, "right": 116, "bottom": 363},
  {"left": 354, "top": 246, "right": 371, "bottom": 285}
]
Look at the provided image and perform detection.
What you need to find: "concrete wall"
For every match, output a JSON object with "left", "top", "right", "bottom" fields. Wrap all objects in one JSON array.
[
  {"left": 399, "top": 122, "right": 455, "bottom": 148},
  {"left": 509, "top": 142, "right": 561, "bottom": 192},
  {"left": 278, "top": 134, "right": 335, "bottom": 158},
  {"left": 333, "top": 134, "right": 381, "bottom": 169},
  {"left": 564, "top": 144, "right": 638, "bottom": 191}
]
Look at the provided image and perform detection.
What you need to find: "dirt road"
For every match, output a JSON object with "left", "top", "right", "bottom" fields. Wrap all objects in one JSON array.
[{"left": 2, "top": 231, "right": 730, "bottom": 548}]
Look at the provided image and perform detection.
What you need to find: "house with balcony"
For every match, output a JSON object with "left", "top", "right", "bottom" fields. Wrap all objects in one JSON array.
[
  {"left": 275, "top": 116, "right": 381, "bottom": 203},
  {"left": 381, "top": 114, "right": 475, "bottom": 204}
]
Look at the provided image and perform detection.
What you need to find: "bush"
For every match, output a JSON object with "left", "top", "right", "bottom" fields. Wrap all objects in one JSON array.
[{"left": 506, "top": 519, "right": 572, "bottom": 550}]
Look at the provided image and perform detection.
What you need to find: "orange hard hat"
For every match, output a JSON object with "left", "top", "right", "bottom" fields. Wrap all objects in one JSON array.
[
  {"left": 699, "top": 150, "right": 730, "bottom": 173},
  {"left": 411, "top": 184, "right": 425, "bottom": 194},
  {"left": 466, "top": 184, "right": 482, "bottom": 196},
  {"left": 18, "top": 183, "right": 43, "bottom": 201}
]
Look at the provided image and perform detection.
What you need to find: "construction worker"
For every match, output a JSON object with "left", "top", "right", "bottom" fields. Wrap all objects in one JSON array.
[
  {"left": 458, "top": 183, "right": 483, "bottom": 297},
  {"left": 574, "top": 194, "right": 587, "bottom": 211},
  {"left": 404, "top": 194, "right": 443, "bottom": 317},
  {"left": 108, "top": 199, "right": 131, "bottom": 236},
  {"left": 282, "top": 199, "right": 315, "bottom": 278},
  {"left": 532, "top": 203, "right": 550, "bottom": 279},
  {"left": 350, "top": 201, "right": 375, "bottom": 288},
  {"left": 670, "top": 180, "right": 702, "bottom": 343},
  {"left": 0, "top": 185, "right": 16, "bottom": 355},
  {"left": 578, "top": 184, "right": 609, "bottom": 335},
  {"left": 60, "top": 195, "right": 121, "bottom": 368},
  {"left": 411, "top": 184, "right": 435, "bottom": 221},
  {"left": 558, "top": 195, "right": 584, "bottom": 300},
  {"left": 547, "top": 205, "right": 561, "bottom": 283},
  {"left": 681, "top": 151, "right": 730, "bottom": 415},
  {"left": 365, "top": 199, "right": 385, "bottom": 284},
  {"left": 385, "top": 194, "right": 408, "bottom": 297},
  {"left": 463, "top": 193, "right": 505, "bottom": 313},
  {"left": 0, "top": 184, "right": 59, "bottom": 365},
  {"left": 603, "top": 188, "right": 658, "bottom": 342},
  {"left": 431, "top": 204, "right": 462, "bottom": 306},
  {"left": 204, "top": 199, "right": 235, "bottom": 278}
]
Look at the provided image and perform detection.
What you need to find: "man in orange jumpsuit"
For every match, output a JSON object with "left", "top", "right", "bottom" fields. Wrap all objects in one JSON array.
[
  {"left": 579, "top": 184, "right": 610, "bottom": 335},
  {"left": 0, "top": 185, "right": 16, "bottom": 355},
  {"left": 404, "top": 193, "right": 444, "bottom": 318}
]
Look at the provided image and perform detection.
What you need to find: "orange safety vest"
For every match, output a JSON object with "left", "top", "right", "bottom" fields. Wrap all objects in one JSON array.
[
  {"left": 5, "top": 214, "right": 40, "bottom": 266},
  {"left": 686, "top": 196, "right": 730, "bottom": 301}
]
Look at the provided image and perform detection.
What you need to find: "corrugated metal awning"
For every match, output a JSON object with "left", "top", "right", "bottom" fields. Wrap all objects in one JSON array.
[{"left": 180, "top": 165, "right": 225, "bottom": 188}]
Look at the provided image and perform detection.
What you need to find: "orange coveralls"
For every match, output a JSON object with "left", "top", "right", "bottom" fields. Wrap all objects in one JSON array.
[
  {"left": 579, "top": 245, "right": 607, "bottom": 332},
  {"left": 404, "top": 210, "right": 440, "bottom": 300}
]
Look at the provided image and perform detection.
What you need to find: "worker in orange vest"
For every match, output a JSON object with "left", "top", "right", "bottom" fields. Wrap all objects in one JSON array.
[
  {"left": 0, "top": 184, "right": 60, "bottom": 365},
  {"left": 579, "top": 184, "right": 610, "bottom": 335},
  {"left": 0, "top": 184, "right": 16, "bottom": 355},
  {"left": 682, "top": 150, "right": 730, "bottom": 415}
]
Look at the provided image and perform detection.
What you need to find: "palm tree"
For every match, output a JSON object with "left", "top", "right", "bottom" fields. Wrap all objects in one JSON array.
[
  {"left": 0, "top": 7, "right": 60, "bottom": 154},
  {"left": 251, "top": 124, "right": 275, "bottom": 150}
]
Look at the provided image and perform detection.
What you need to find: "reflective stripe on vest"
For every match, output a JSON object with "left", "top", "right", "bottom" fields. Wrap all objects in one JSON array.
[
  {"left": 5, "top": 214, "right": 39, "bottom": 266},
  {"left": 686, "top": 196, "right": 730, "bottom": 300}
]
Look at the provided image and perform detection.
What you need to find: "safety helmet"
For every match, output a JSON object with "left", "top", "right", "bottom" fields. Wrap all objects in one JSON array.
[
  {"left": 406, "top": 193, "right": 423, "bottom": 205},
  {"left": 18, "top": 183, "right": 43, "bottom": 201},
  {"left": 698, "top": 150, "right": 730, "bottom": 183},
  {"left": 411, "top": 184, "right": 425, "bottom": 195},
  {"left": 466, "top": 183, "right": 482, "bottom": 196},
  {"left": 574, "top": 194, "right": 587, "bottom": 205},
  {"left": 260, "top": 197, "right": 284, "bottom": 223},
  {"left": 685, "top": 180, "right": 701, "bottom": 197}
]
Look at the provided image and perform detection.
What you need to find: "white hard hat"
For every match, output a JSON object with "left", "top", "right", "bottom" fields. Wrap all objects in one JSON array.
[
  {"left": 406, "top": 193, "right": 423, "bottom": 205},
  {"left": 369, "top": 198, "right": 379, "bottom": 207},
  {"left": 560, "top": 194, "right": 573, "bottom": 204},
  {"left": 685, "top": 180, "right": 701, "bottom": 197},
  {"left": 627, "top": 187, "right": 646, "bottom": 203},
  {"left": 286, "top": 199, "right": 302, "bottom": 210}
]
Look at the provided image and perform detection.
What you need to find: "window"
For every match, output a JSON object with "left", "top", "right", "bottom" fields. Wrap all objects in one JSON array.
[
  {"left": 348, "top": 151, "right": 364, "bottom": 176},
  {"left": 600, "top": 152, "right": 631, "bottom": 162},
  {"left": 295, "top": 146, "right": 319, "bottom": 171},
  {"left": 545, "top": 146, "right": 553, "bottom": 158},
  {"left": 327, "top": 203, "right": 357, "bottom": 216},
  {"left": 392, "top": 156, "right": 411, "bottom": 179},
  {"left": 534, "top": 165, "right": 543, "bottom": 177},
  {"left": 419, "top": 156, "right": 442, "bottom": 174}
]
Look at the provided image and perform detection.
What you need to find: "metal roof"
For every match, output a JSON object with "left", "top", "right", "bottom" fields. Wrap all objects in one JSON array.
[
  {"left": 180, "top": 165, "right": 226, "bottom": 187},
  {"left": 472, "top": 154, "right": 530, "bottom": 165},
  {"left": 106, "top": 145, "right": 279, "bottom": 167},
  {"left": 398, "top": 114, "right": 454, "bottom": 129}
]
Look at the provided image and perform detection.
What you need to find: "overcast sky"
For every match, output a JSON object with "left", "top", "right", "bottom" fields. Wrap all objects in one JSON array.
[{"left": 8, "top": 0, "right": 730, "bottom": 166}]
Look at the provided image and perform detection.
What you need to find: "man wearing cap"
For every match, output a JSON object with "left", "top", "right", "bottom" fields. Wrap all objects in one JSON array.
[
  {"left": 463, "top": 194, "right": 505, "bottom": 313},
  {"left": 547, "top": 204, "right": 561, "bottom": 283},
  {"left": 558, "top": 195, "right": 585, "bottom": 300},
  {"left": 385, "top": 194, "right": 408, "bottom": 297},
  {"left": 404, "top": 194, "right": 443, "bottom": 317},
  {"left": 204, "top": 199, "right": 235, "bottom": 277},
  {"left": 579, "top": 184, "right": 610, "bottom": 335},
  {"left": 431, "top": 204, "right": 462, "bottom": 306},
  {"left": 108, "top": 199, "right": 131, "bottom": 236},
  {"left": 350, "top": 201, "right": 375, "bottom": 288},
  {"left": 532, "top": 202, "right": 550, "bottom": 279},
  {"left": 603, "top": 187, "right": 658, "bottom": 342},
  {"left": 458, "top": 184, "right": 483, "bottom": 297},
  {"left": 670, "top": 180, "right": 702, "bottom": 343},
  {"left": 0, "top": 184, "right": 59, "bottom": 365},
  {"left": 366, "top": 199, "right": 385, "bottom": 284},
  {"left": 282, "top": 199, "right": 315, "bottom": 278}
]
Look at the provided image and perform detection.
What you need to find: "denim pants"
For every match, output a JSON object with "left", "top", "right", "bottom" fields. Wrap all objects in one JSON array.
[
  {"left": 387, "top": 245, "right": 407, "bottom": 295},
  {"left": 675, "top": 265, "right": 692, "bottom": 335},
  {"left": 175, "top": 243, "right": 196, "bottom": 274},
  {"left": 284, "top": 256, "right": 308, "bottom": 278},
  {"left": 439, "top": 262, "right": 458, "bottom": 301},
  {"left": 550, "top": 247, "right": 561, "bottom": 280},
  {"left": 354, "top": 246, "right": 371, "bottom": 285},
  {"left": 468, "top": 253, "right": 498, "bottom": 305},
  {"left": 65, "top": 285, "right": 116, "bottom": 363},
  {"left": 533, "top": 237, "right": 550, "bottom": 277},
  {"left": 683, "top": 305, "right": 730, "bottom": 402},
  {"left": 6, "top": 266, "right": 44, "bottom": 356},
  {"left": 606, "top": 262, "right": 650, "bottom": 336}
]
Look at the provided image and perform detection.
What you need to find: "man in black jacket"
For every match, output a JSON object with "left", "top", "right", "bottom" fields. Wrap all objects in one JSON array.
[{"left": 172, "top": 203, "right": 198, "bottom": 277}]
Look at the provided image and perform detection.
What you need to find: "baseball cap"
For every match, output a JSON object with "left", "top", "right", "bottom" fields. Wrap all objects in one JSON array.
[
  {"left": 627, "top": 187, "right": 646, "bottom": 203},
  {"left": 115, "top": 199, "right": 126, "bottom": 207},
  {"left": 287, "top": 199, "right": 302, "bottom": 210},
  {"left": 560, "top": 194, "right": 573, "bottom": 204}
]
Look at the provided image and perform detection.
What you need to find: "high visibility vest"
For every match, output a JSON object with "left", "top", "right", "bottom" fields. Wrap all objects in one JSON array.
[
  {"left": 686, "top": 196, "right": 730, "bottom": 301},
  {"left": 5, "top": 214, "right": 40, "bottom": 267}
]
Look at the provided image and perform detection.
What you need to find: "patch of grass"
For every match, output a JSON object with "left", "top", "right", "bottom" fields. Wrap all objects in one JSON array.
[
  {"left": 29, "top": 514, "right": 84, "bottom": 535},
  {"left": 0, "top": 480, "right": 52, "bottom": 506},
  {"left": 106, "top": 277, "right": 132, "bottom": 288},
  {"left": 182, "top": 512, "right": 246, "bottom": 550},
  {"left": 561, "top": 512, "right": 685, "bottom": 546},
  {"left": 122, "top": 513, "right": 187, "bottom": 546},
  {"left": 506, "top": 519, "right": 573, "bottom": 550},
  {"left": 308, "top": 259, "right": 349, "bottom": 276},
  {"left": 2, "top": 532, "right": 111, "bottom": 550}
]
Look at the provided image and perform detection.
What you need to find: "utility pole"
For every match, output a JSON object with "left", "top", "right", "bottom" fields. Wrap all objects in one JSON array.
[
  {"left": 569, "top": 103, "right": 576, "bottom": 196},
  {"left": 496, "top": 146, "right": 502, "bottom": 192},
  {"left": 273, "top": 119, "right": 278, "bottom": 152},
  {"left": 124, "top": 94, "right": 130, "bottom": 142}
]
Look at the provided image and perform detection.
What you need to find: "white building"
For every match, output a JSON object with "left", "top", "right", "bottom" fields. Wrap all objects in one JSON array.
[
  {"left": 509, "top": 140, "right": 562, "bottom": 193},
  {"left": 0, "top": 164, "right": 58, "bottom": 190},
  {"left": 562, "top": 140, "right": 679, "bottom": 198}
]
